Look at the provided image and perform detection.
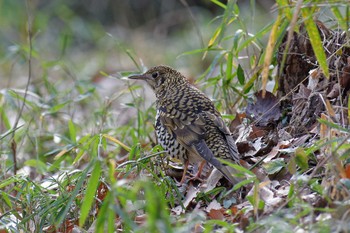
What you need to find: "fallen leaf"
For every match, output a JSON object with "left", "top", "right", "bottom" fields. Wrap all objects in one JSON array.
[
  {"left": 208, "top": 209, "right": 225, "bottom": 220},
  {"left": 206, "top": 199, "right": 222, "bottom": 211},
  {"left": 345, "top": 164, "right": 350, "bottom": 179},
  {"left": 263, "top": 158, "right": 286, "bottom": 175},
  {"left": 205, "top": 169, "right": 223, "bottom": 193},
  {"left": 246, "top": 91, "right": 281, "bottom": 127},
  {"left": 295, "top": 148, "right": 309, "bottom": 171}
]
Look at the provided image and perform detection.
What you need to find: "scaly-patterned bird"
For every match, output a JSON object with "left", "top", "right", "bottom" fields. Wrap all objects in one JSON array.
[{"left": 129, "top": 65, "right": 240, "bottom": 184}]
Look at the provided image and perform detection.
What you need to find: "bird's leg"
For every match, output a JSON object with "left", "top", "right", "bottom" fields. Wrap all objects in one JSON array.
[
  {"left": 180, "top": 160, "right": 190, "bottom": 184},
  {"left": 179, "top": 161, "right": 206, "bottom": 184},
  {"left": 189, "top": 160, "right": 206, "bottom": 181}
]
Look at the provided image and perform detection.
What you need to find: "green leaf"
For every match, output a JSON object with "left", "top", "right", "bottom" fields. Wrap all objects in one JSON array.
[
  {"left": 220, "top": 159, "right": 256, "bottom": 176},
  {"left": 74, "top": 88, "right": 95, "bottom": 102},
  {"left": 287, "top": 156, "right": 296, "bottom": 175},
  {"left": 233, "top": 29, "right": 244, "bottom": 50},
  {"left": 310, "top": 178, "right": 324, "bottom": 195},
  {"left": 318, "top": 118, "right": 350, "bottom": 133},
  {"left": 331, "top": 6, "right": 348, "bottom": 32},
  {"left": 1, "top": 191, "right": 12, "bottom": 208},
  {"left": 263, "top": 158, "right": 286, "bottom": 174},
  {"left": 295, "top": 148, "right": 309, "bottom": 171},
  {"left": 107, "top": 201, "right": 115, "bottom": 233},
  {"left": 0, "top": 176, "right": 18, "bottom": 189},
  {"left": 0, "top": 96, "right": 10, "bottom": 129},
  {"left": 287, "top": 182, "right": 295, "bottom": 207},
  {"left": 73, "top": 134, "right": 96, "bottom": 164},
  {"left": 24, "top": 159, "right": 47, "bottom": 173},
  {"left": 49, "top": 151, "right": 68, "bottom": 172},
  {"left": 48, "top": 101, "right": 70, "bottom": 114},
  {"left": 68, "top": 119, "right": 76, "bottom": 143},
  {"left": 0, "top": 125, "right": 24, "bottom": 140},
  {"left": 225, "top": 51, "right": 233, "bottom": 84},
  {"left": 56, "top": 167, "right": 90, "bottom": 225},
  {"left": 276, "top": 0, "right": 293, "bottom": 21},
  {"left": 232, "top": 177, "right": 255, "bottom": 191},
  {"left": 96, "top": 192, "right": 111, "bottom": 232},
  {"left": 79, "top": 160, "right": 101, "bottom": 226},
  {"left": 211, "top": 0, "right": 227, "bottom": 9},
  {"left": 247, "top": 194, "right": 265, "bottom": 210},
  {"left": 301, "top": 8, "right": 329, "bottom": 78},
  {"left": 237, "top": 64, "right": 245, "bottom": 85},
  {"left": 236, "top": 22, "right": 273, "bottom": 53}
]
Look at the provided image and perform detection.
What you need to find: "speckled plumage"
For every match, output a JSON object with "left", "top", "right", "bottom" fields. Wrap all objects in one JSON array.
[{"left": 129, "top": 65, "right": 240, "bottom": 184}]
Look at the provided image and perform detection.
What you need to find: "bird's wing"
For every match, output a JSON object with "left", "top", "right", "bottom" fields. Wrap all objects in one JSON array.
[
  {"left": 160, "top": 111, "right": 205, "bottom": 146},
  {"left": 202, "top": 111, "right": 240, "bottom": 162},
  {"left": 159, "top": 110, "right": 238, "bottom": 184}
]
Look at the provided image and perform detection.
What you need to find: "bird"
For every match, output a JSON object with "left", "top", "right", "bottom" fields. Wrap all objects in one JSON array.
[{"left": 128, "top": 65, "right": 240, "bottom": 184}]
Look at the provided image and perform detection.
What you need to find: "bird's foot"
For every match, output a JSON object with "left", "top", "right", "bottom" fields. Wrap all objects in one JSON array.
[{"left": 187, "top": 174, "right": 204, "bottom": 183}]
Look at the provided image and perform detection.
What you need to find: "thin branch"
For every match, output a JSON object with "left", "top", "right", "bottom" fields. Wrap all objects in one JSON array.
[
  {"left": 180, "top": 0, "right": 205, "bottom": 48},
  {"left": 10, "top": 0, "right": 34, "bottom": 175}
]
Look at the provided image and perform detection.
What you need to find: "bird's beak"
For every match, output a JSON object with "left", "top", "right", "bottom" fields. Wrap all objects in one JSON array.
[
  {"left": 128, "top": 74, "right": 151, "bottom": 80},
  {"left": 128, "top": 73, "right": 156, "bottom": 89}
]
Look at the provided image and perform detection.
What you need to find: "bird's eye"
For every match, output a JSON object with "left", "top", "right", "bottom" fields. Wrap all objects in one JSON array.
[{"left": 152, "top": 72, "right": 159, "bottom": 78}]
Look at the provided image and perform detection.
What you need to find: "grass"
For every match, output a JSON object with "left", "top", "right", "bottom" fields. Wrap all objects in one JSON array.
[{"left": 1, "top": 0, "right": 350, "bottom": 232}]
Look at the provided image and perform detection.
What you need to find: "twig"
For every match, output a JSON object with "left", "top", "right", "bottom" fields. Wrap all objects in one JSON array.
[
  {"left": 180, "top": 0, "right": 204, "bottom": 48},
  {"left": 10, "top": 0, "right": 34, "bottom": 175}
]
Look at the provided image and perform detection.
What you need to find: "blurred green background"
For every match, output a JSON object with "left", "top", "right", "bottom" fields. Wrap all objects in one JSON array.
[{"left": 0, "top": 0, "right": 275, "bottom": 88}]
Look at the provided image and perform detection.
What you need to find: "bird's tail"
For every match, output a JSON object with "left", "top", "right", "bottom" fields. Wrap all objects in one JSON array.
[{"left": 192, "top": 139, "right": 239, "bottom": 185}]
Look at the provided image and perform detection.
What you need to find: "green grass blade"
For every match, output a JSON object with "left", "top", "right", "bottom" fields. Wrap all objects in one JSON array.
[
  {"left": 211, "top": 0, "right": 227, "bottom": 9},
  {"left": 68, "top": 119, "right": 76, "bottom": 143},
  {"left": 226, "top": 51, "right": 233, "bottom": 83},
  {"left": 79, "top": 160, "right": 101, "bottom": 226},
  {"left": 276, "top": 0, "right": 293, "bottom": 21},
  {"left": 237, "top": 64, "right": 245, "bottom": 85},
  {"left": 301, "top": 8, "right": 329, "bottom": 78},
  {"left": 331, "top": 6, "right": 348, "bottom": 32},
  {"left": 55, "top": 165, "right": 90, "bottom": 226}
]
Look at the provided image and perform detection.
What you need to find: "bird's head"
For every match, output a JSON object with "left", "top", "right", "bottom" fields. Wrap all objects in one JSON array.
[{"left": 128, "top": 65, "right": 187, "bottom": 95}]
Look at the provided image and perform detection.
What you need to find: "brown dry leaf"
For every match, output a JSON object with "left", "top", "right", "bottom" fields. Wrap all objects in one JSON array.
[
  {"left": 250, "top": 166, "right": 267, "bottom": 182},
  {"left": 248, "top": 125, "right": 268, "bottom": 139},
  {"left": 320, "top": 113, "right": 330, "bottom": 139},
  {"left": 246, "top": 90, "right": 281, "bottom": 127},
  {"left": 243, "top": 137, "right": 263, "bottom": 158},
  {"left": 96, "top": 182, "right": 109, "bottom": 202},
  {"left": 236, "top": 141, "right": 255, "bottom": 154},
  {"left": 229, "top": 112, "right": 246, "bottom": 132},
  {"left": 291, "top": 134, "right": 311, "bottom": 147},
  {"left": 208, "top": 209, "right": 225, "bottom": 220},
  {"left": 340, "top": 58, "right": 350, "bottom": 93},
  {"left": 263, "top": 141, "right": 291, "bottom": 163},
  {"left": 66, "top": 184, "right": 76, "bottom": 193},
  {"left": 345, "top": 164, "right": 350, "bottom": 179},
  {"left": 293, "top": 83, "right": 311, "bottom": 101},
  {"left": 134, "top": 214, "right": 147, "bottom": 225},
  {"left": 327, "top": 83, "right": 340, "bottom": 99},
  {"left": 290, "top": 84, "right": 324, "bottom": 135},
  {"left": 324, "top": 98, "right": 336, "bottom": 118}
]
